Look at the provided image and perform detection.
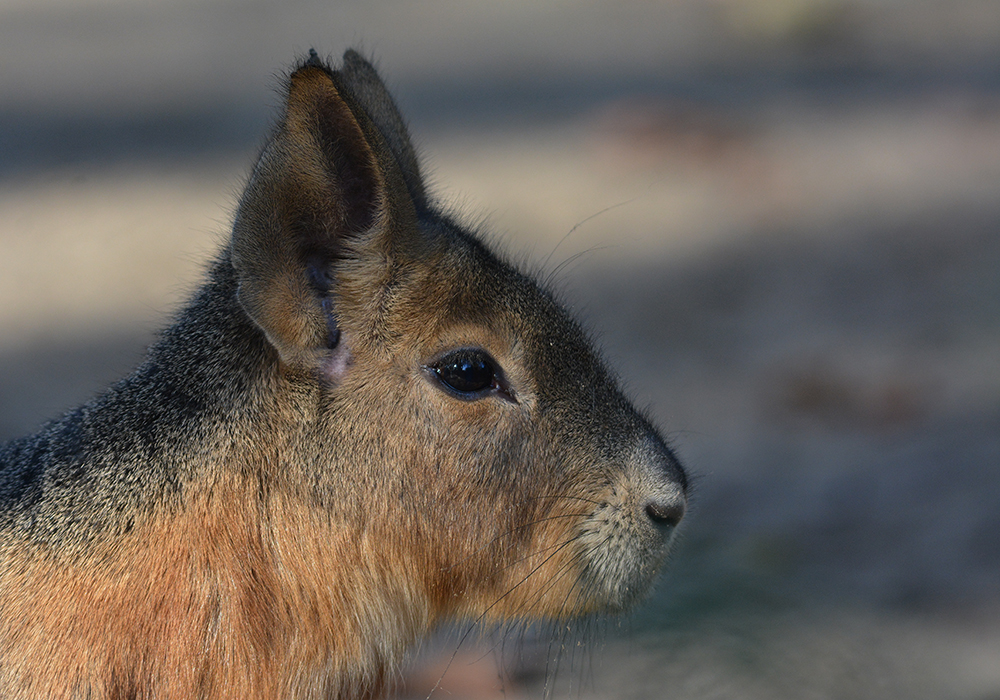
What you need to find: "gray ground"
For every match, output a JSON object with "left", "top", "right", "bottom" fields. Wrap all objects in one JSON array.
[{"left": 2, "top": 1, "right": 999, "bottom": 698}]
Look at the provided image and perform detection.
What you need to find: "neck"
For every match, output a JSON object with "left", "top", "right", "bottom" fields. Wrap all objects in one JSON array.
[
  {"left": 1, "top": 255, "right": 430, "bottom": 698},
  {"left": 2, "top": 469, "right": 427, "bottom": 698}
]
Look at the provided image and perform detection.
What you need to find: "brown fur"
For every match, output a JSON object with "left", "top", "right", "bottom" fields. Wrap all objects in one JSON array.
[{"left": 0, "top": 49, "right": 687, "bottom": 699}]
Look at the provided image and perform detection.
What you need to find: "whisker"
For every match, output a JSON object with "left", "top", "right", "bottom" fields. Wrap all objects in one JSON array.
[
  {"left": 542, "top": 536, "right": 613, "bottom": 699},
  {"left": 540, "top": 196, "right": 641, "bottom": 275},
  {"left": 508, "top": 545, "right": 588, "bottom": 622},
  {"left": 481, "top": 533, "right": 588, "bottom": 617},
  {"left": 443, "top": 511, "right": 590, "bottom": 572},
  {"left": 496, "top": 531, "right": 590, "bottom": 573},
  {"left": 545, "top": 245, "right": 617, "bottom": 288},
  {"left": 522, "top": 494, "right": 603, "bottom": 507},
  {"left": 425, "top": 533, "right": 586, "bottom": 699}
]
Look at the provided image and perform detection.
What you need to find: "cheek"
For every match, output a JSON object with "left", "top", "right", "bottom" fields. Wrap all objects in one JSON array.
[
  {"left": 417, "top": 440, "right": 544, "bottom": 585},
  {"left": 468, "top": 501, "right": 587, "bottom": 621},
  {"left": 401, "top": 471, "right": 540, "bottom": 618}
]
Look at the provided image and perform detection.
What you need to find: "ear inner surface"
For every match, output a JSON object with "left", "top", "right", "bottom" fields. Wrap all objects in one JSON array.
[
  {"left": 231, "top": 63, "right": 390, "bottom": 374},
  {"left": 285, "top": 65, "right": 383, "bottom": 237}
]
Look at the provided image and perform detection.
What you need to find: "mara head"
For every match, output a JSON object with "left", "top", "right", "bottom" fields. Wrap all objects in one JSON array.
[
  {"left": 0, "top": 47, "right": 688, "bottom": 700},
  {"left": 231, "top": 48, "right": 688, "bottom": 628}
]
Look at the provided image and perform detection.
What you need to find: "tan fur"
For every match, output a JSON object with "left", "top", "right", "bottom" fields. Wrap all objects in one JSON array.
[{"left": 0, "top": 49, "right": 687, "bottom": 699}]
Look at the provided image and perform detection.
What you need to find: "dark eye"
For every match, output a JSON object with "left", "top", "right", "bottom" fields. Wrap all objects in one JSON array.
[{"left": 427, "top": 348, "right": 513, "bottom": 401}]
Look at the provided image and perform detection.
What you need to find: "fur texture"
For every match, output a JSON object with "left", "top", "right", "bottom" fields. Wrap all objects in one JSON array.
[{"left": 0, "top": 50, "right": 687, "bottom": 699}]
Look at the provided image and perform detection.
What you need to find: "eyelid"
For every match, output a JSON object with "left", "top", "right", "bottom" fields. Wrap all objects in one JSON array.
[{"left": 423, "top": 347, "right": 518, "bottom": 404}]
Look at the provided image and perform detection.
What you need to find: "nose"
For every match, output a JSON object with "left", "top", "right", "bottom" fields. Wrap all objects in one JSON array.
[
  {"left": 638, "top": 433, "right": 688, "bottom": 528},
  {"left": 645, "top": 499, "right": 685, "bottom": 528}
]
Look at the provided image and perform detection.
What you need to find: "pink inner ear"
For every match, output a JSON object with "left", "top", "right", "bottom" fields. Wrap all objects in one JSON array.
[{"left": 321, "top": 342, "right": 353, "bottom": 384}]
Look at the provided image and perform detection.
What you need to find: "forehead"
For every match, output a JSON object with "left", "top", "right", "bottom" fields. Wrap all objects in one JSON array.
[
  {"left": 424, "top": 221, "right": 577, "bottom": 336},
  {"left": 422, "top": 221, "right": 615, "bottom": 381}
]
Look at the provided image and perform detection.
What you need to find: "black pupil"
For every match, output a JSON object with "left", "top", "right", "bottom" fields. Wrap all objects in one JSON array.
[{"left": 436, "top": 352, "right": 494, "bottom": 394}]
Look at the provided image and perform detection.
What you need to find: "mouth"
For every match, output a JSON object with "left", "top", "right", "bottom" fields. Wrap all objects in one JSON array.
[
  {"left": 469, "top": 501, "right": 680, "bottom": 623},
  {"left": 573, "top": 497, "right": 680, "bottom": 613},
  {"left": 474, "top": 467, "right": 685, "bottom": 622}
]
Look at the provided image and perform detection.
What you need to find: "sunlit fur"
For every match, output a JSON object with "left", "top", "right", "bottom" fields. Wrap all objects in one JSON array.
[{"left": 0, "top": 50, "right": 687, "bottom": 699}]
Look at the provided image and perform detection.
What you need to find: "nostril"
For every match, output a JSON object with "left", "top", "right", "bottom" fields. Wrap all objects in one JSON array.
[{"left": 645, "top": 501, "right": 685, "bottom": 528}]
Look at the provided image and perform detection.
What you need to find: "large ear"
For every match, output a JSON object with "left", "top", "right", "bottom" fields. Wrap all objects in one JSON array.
[
  {"left": 339, "top": 49, "right": 428, "bottom": 212},
  {"left": 230, "top": 56, "right": 420, "bottom": 374}
]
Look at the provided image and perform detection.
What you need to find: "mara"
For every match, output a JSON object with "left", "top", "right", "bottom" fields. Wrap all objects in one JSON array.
[{"left": 0, "top": 49, "right": 687, "bottom": 699}]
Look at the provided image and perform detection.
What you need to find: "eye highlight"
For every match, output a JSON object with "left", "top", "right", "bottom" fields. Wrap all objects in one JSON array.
[{"left": 425, "top": 348, "right": 515, "bottom": 402}]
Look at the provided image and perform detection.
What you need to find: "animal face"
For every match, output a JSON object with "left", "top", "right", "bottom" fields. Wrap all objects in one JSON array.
[
  {"left": 0, "top": 48, "right": 688, "bottom": 699},
  {"left": 230, "top": 51, "right": 688, "bottom": 626}
]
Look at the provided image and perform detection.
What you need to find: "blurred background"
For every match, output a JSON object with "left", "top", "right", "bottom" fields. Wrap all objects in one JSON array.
[{"left": 2, "top": 0, "right": 999, "bottom": 697}]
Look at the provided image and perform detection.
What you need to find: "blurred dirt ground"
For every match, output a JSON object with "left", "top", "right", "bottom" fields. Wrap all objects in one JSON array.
[{"left": 2, "top": 1, "right": 999, "bottom": 698}]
